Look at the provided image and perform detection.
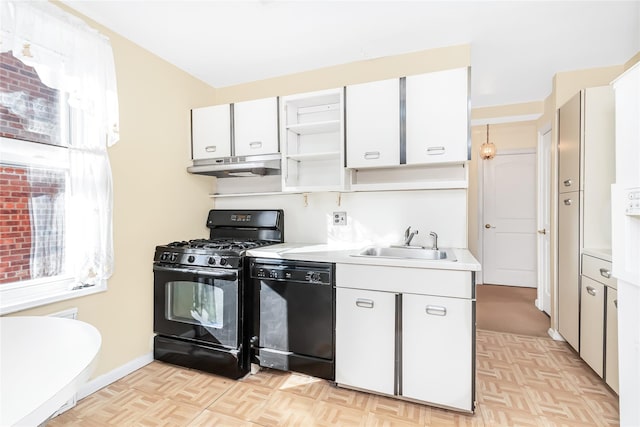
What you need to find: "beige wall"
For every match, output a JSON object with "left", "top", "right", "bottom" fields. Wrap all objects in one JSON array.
[
  {"left": 467, "top": 122, "right": 539, "bottom": 261},
  {"left": 6, "top": 3, "right": 216, "bottom": 379},
  {"left": 214, "top": 44, "right": 470, "bottom": 103}
]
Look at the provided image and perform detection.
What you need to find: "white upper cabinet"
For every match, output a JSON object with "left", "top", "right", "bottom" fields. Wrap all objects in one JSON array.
[
  {"left": 346, "top": 78, "right": 400, "bottom": 168},
  {"left": 406, "top": 67, "right": 469, "bottom": 165},
  {"left": 233, "top": 97, "right": 279, "bottom": 156},
  {"left": 191, "top": 104, "right": 231, "bottom": 160}
]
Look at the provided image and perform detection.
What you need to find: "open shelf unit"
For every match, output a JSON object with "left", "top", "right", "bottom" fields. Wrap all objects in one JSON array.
[{"left": 280, "top": 88, "right": 349, "bottom": 192}]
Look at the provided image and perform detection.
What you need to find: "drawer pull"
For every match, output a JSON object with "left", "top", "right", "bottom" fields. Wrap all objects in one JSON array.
[
  {"left": 614, "top": 299, "right": 618, "bottom": 308},
  {"left": 427, "top": 146, "right": 446, "bottom": 155},
  {"left": 205, "top": 145, "right": 217, "bottom": 152},
  {"left": 249, "top": 141, "right": 263, "bottom": 149},
  {"left": 586, "top": 286, "right": 597, "bottom": 296},
  {"left": 355, "top": 299, "right": 374, "bottom": 309},
  {"left": 563, "top": 179, "right": 573, "bottom": 187},
  {"left": 564, "top": 199, "right": 572, "bottom": 206},
  {"left": 425, "top": 305, "right": 447, "bottom": 316},
  {"left": 364, "top": 151, "right": 380, "bottom": 160},
  {"left": 599, "top": 268, "right": 611, "bottom": 279}
]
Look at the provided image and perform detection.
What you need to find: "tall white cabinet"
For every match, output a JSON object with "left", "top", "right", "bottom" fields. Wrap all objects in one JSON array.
[{"left": 556, "top": 85, "right": 616, "bottom": 388}]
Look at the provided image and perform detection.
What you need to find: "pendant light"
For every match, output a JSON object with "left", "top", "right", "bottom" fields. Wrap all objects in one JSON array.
[{"left": 480, "top": 124, "right": 496, "bottom": 160}]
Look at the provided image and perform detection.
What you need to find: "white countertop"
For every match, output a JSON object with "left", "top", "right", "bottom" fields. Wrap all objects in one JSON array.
[
  {"left": 247, "top": 243, "right": 481, "bottom": 271},
  {"left": 0, "top": 316, "right": 101, "bottom": 426},
  {"left": 581, "top": 247, "right": 613, "bottom": 262}
]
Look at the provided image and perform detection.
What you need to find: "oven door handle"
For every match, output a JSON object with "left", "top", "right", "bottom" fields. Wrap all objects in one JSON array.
[{"left": 153, "top": 265, "right": 238, "bottom": 280}]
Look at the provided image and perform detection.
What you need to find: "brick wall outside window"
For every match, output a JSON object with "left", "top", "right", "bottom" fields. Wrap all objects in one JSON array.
[
  {"left": 0, "top": 166, "right": 66, "bottom": 284},
  {"left": 0, "top": 52, "right": 67, "bottom": 285},
  {"left": 0, "top": 51, "right": 63, "bottom": 145}
]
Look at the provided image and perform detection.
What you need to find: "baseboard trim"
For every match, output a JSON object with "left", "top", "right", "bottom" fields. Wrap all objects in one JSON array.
[
  {"left": 77, "top": 352, "right": 154, "bottom": 400},
  {"left": 547, "top": 328, "right": 565, "bottom": 341}
]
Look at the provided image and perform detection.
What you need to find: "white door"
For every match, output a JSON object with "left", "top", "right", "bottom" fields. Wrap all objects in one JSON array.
[
  {"left": 402, "top": 293, "right": 473, "bottom": 412},
  {"left": 233, "top": 97, "right": 279, "bottom": 156},
  {"left": 537, "top": 129, "right": 552, "bottom": 313},
  {"left": 345, "top": 78, "right": 400, "bottom": 168},
  {"left": 191, "top": 104, "right": 231, "bottom": 160},
  {"left": 335, "top": 287, "right": 396, "bottom": 395},
  {"left": 483, "top": 151, "right": 537, "bottom": 286},
  {"left": 405, "top": 68, "right": 469, "bottom": 165}
]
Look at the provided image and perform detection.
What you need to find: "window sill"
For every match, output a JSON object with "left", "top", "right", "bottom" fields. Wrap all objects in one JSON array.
[{"left": 0, "top": 280, "right": 107, "bottom": 315}]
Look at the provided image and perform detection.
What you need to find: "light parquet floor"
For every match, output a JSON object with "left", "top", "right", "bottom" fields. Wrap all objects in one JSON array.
[{"left": 49, "top": 330, "right": 619, "bottom": 427}]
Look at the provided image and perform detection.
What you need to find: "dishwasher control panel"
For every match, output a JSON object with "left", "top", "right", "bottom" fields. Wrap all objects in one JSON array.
[{"left": 250, "top": 260, "right": 334, "bottom": 285}]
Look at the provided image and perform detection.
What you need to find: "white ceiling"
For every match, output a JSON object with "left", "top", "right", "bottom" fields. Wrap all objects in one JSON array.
[{"left": 62, "top": 0, "right": 640, "bottom": 109}]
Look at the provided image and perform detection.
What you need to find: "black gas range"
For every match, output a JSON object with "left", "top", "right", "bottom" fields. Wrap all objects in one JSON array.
[{"left": 152, "top": 209, "right": 284, "bottom": 379}]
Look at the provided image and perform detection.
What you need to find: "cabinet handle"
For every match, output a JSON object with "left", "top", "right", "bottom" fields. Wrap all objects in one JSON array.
[
  {"left": 205, "top": 145, "right": 217, "bottom": 152},
  {"left": 364, "top": 151, "right": 380, "bottom": 160},
  {"left": 599, "top": 268, "right": 611, "bottom": 279},
  {"left": 586, "top": 286, "right": 597, "bottom": 296},
  {"left": 614, "top": 299, "right": 618, "bottom": 308},
  {"left": 564, "top": 199, "right": 572, "bottom": 206},
  {"left": 355, "top": 298, "right": 374, "bottom": 309},
  {"left": 563, "top": 179, "right": 573, "bottom": 187},
  {"left": 249, "top": 141, "right": 263, "bottom": 149},
  {"left": 425, "top": 305, "right": 447, "bottom": 316},
  {"left": 426, "top": 146, "right": 446, "bottom": 155}
]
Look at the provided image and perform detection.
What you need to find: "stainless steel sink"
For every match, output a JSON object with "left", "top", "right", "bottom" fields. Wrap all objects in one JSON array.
[{"left": 352, "top": 246, "right": 457, "bottom": 261}]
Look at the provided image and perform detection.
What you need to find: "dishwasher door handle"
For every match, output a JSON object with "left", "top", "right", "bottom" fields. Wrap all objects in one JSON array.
[{"left": 355, "top": 298, "right": 374, "bottom": 309}]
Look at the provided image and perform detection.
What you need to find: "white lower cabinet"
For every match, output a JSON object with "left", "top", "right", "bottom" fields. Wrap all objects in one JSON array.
[
  {"left": 579, "top": 277, "right": 605, "bottom": 376},
  {"left": 402, "top": 294, "right": 473, "bottom": 410},
  {"left": 335, "top": 288, "right": 396, "bottom": 395},
  {"left": 605, "top": 288, "right": 619, "bottom": 393},
  {"left": 335, "top": 264, "right": 475, "bottom": 413}
]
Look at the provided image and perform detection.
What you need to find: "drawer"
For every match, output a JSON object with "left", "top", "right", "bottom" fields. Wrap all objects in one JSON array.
[
  {"left": 336, "top": 263, "right": 473, "bottom": 299},
  {"left": 582, "top": 254, "right": 616, "bottom": 289}
]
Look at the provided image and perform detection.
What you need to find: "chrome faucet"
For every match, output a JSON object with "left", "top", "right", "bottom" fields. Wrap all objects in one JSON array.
[
  {"left": 404, "top": 226, "right": 419, "bottom": 246},
  {"left": 429, "top": 231, "right": 439, "bottom": 250}
]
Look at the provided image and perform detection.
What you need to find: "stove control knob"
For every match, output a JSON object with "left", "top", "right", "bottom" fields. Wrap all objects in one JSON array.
[
  {"left": 208, "top": 257, "right": 216, "bottom": 265},
  {"left": 170, "top": 253, "right": 178, "bottom": 262},
  {"left": 187, "top": 255, "right": 195, "bottom": 263},
  {"left": 219, "top": 258, "right": 227, "bottom": 266}
]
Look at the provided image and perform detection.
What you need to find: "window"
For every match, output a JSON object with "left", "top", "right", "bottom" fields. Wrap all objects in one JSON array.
[{"left": 0, "top": 1, "right": 120, "bottom": 314}]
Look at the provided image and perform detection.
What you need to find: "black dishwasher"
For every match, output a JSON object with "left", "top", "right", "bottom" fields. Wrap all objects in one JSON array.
[{"left": 249, "top": 258, "right": 335, "bottom": 380}]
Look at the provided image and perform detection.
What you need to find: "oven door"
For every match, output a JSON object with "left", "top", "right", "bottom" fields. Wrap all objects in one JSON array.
[{"left": 153, "top": 265, "right": 239, "bottom": 349}]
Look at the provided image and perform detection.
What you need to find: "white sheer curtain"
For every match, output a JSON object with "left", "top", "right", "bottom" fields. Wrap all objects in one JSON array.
[{"left": 0, "top": 1, "right": 120, "bottom": 286}]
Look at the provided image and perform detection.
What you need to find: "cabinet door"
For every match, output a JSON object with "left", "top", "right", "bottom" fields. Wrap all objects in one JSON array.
[
  {"left": 558, "top": 191, "right": 581, "bottom": 350},
  {"left": 605, "top": 288, "right": 619, "bottom": 393},
  {"left": 402, "top": 293, "right": 473, "bottom": 412},
  {"left": 234, "top": 97, "right": 279, "bottom": 156},
  {"left": 580, "top": 277, "right": 605, "bottom": 377},
  {"left": 558, "top": 92, "right": 581, "bottom": 193},
  {"left": 406, "top": 68, "right": 469, "bottom": 165},
  {"left": 191, "top": 105, "right": 231, "bottom": 160},
  {"left": 335, "top": 287, "right": 396, "bottom": 395},
  {"left": 346, "top": 78, "right": 400, "bottom": 168}
]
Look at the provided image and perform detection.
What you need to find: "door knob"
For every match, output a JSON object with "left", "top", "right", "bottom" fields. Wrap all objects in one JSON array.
[
  {"left": 485, "top": 224, "right": 495, "bottom": 229},
  {"left": 537, "top": 229, "right": 547, "bottom": 234}
]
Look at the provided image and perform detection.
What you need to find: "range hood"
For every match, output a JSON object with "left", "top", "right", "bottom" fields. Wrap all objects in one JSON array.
[{"left": 187, "top": 153, "right": 281, "bottom": 178}]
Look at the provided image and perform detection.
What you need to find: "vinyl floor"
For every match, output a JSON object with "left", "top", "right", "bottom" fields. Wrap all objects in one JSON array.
[
  {"left": 49, "top": 329, "right": 619, "bottom": 426},
  {"left": 476, "top": 284, "right": 551, "bottom": 337}
]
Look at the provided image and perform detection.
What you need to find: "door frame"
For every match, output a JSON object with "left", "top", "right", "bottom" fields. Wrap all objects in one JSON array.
[
  {"left": 536, "top": 123, "right": 552, "bottom": 313},
  {"left": 477, "top": 147, "right": 537, "bottom": 286}
]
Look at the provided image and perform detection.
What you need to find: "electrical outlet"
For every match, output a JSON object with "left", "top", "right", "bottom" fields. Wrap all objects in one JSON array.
[{"left": 333, "top": 211, "right": 347, "bottom": 226}]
